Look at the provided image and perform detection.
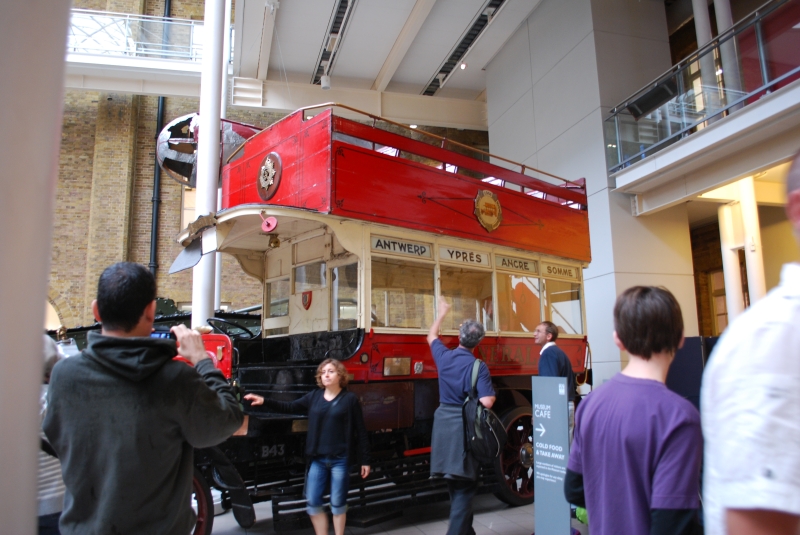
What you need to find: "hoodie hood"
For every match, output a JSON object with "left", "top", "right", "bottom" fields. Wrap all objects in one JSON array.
[{"left": 83, "top": 331, "right": 178, "bottom": 382}]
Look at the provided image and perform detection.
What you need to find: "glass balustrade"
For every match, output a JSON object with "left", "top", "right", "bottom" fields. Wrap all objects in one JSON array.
[
  {"left": 67, "top": 9, "right": 233, "bottom": 63},
  {"left": 604, "top": 0, "right": 800, "bottom": 173}
]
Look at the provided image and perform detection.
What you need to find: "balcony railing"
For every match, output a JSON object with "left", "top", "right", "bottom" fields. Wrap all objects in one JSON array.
[
  {"left": 67, "top": 9, "right": 232, "bottom": 63},
  {"left": 604, "top": 0, "right": 800, "bottom": 174}
]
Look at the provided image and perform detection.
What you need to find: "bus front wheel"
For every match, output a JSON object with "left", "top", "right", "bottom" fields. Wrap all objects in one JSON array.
[{"left": 492, "top": 406, "right": 534, "bottom": 507}]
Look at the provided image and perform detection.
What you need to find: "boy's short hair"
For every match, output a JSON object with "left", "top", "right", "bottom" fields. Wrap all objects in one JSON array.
[
  {"left": 96, "top": 262, "right": 157, "bottom": 332},
  {"left": 614, "top": 286, "right": 683, "bottom": 359},
  {"left": 459, "top": 320, "right": 485, "bottom": 349}
]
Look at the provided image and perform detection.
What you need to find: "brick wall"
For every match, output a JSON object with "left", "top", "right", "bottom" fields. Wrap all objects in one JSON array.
[
  {"left": 690, "top": 221, "right": 723, "bottom": 336},
  {"left": 50, "top": 91, "right": 100, "bottom": 327},
  {"left": 82, "top": 93, "right": 140, "bottom": 324}
]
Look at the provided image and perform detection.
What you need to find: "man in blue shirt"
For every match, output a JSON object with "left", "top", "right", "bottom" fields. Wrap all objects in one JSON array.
[
  {"left": 534, "top": 321, "right": 576, "bottom": 440},
  {"left": 428, "top": 297, "right": 495, "bottom": 535}
]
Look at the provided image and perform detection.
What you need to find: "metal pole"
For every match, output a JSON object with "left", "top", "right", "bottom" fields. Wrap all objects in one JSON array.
[
  {"left": 149, "top": 96, "right": 164, "bottom": 276},
  {"left": 149, "top": 0, "right": 171, "bottom": 278},
  {"left": 214, "top": 0, "right": 231, "bottom": 311},
  {"left": 191, "top": 0, "right": 225, "bottom": 328},
  {"left": 0, "top": 1, "right": 71, "bottom": 532}
]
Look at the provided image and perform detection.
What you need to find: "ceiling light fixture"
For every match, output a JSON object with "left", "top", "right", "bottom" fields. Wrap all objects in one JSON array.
[
  {"left": 422, "top": 0, "right": 507, "bottom": 96},
  {"left": 321, "top": 75, "right": 331, "bottom": 90},
  {"left": 410, "top": 125, "right": 418, "bottom": 129}
]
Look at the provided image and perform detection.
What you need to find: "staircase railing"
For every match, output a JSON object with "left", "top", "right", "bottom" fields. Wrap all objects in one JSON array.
[{"left": 67, "top": 8, "right": 233, "bottom": 63}]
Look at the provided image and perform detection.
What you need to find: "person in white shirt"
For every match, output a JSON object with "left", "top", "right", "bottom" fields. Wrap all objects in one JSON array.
[{"left": 701, "top": 149, "right": 800, "bottom": 535}]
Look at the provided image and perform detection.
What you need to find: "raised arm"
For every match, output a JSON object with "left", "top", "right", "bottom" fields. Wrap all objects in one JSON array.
[{"left": 427, "top": 296, "right": 451, "bottom": 345}]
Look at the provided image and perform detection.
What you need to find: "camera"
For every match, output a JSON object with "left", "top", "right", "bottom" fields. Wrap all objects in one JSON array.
[{"left": 150, "top": 326, "right": 176, "bottom": 340}]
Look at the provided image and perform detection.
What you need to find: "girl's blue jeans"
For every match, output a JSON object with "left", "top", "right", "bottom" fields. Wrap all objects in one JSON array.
[{"left": 305, "top": 455, "right": 350, "bottom": 516}]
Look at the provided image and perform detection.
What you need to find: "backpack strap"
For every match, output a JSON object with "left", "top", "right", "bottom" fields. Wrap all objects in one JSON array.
[{"left": 470, "top": 359, "right": 481, "bottom": 399}]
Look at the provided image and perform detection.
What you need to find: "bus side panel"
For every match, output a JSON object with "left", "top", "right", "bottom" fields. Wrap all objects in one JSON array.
[
  {"left": 357, "top": 333, "right": 586, "bottom": 384},
  {"left": 222, "top": 112, "right": 332, "bottom": 213},
  {"left": 329, "top": 143, "right": 591, "bottom": 263}
]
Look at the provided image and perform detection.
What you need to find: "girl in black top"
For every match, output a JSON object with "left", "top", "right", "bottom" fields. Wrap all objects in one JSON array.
[{"left": 245, "top": 359, "right": 370, "bottom": 535}]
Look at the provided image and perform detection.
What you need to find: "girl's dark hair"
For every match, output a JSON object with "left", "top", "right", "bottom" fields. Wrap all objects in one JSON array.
[
  {"left": 315, "top": 359, "right": 349, "bottom": 388},
  {"left": 613, "top": 286, "right": 683, "bottom": 359}
]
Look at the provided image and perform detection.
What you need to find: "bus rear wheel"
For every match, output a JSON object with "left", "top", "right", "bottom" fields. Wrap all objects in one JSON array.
[{"left": 492, "top": 406, "right": 534, "bottom": 507}]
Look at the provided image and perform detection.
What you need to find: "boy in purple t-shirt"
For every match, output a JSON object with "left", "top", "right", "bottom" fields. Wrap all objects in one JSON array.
[{"left": 564, "top": 286, "right": 702, "bottom": 535}]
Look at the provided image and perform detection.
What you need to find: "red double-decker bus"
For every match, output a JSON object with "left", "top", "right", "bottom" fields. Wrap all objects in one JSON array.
[{"left": 172, "top": 104, "right": 591, "bottom": 534}]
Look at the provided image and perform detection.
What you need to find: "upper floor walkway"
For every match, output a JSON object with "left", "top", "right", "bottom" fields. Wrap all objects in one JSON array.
[{"left": 606, "top": 0, "right": 800, "bottom": 215}]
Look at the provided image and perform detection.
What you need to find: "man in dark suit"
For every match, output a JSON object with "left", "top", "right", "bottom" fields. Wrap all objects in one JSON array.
[{"left": 534, "top": 321, "right": 576, "bottom": 440}]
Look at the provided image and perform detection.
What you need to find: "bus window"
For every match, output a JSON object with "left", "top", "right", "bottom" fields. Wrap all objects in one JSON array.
[
  {"left": 497, "top": 274, "right": 540, "bottom": 332},
  {"left": 265, "top": 278, "right": 289, "bottom": 336},
  {"left": 331, "top": 263, "right": 358, "bottom": 330},
  {"left": 543, "top": 279, "right": 583, "bottom": 335},
  {"left": 294, "top": 261, "right": 327, "bottom": 293},
  {"left": 440, "top": 267, "right": 494, "bottom": 332},
  {"left": 371, "top": 257, "right": 434, "bottom": 329}
]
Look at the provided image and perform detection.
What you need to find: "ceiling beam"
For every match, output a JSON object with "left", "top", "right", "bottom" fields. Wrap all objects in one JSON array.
[
  {"left": 256, "top": 1, "right": 278, "bottom": 80},
  {"left": 371, "top": 0, "right": 437, "bottom": 93}
]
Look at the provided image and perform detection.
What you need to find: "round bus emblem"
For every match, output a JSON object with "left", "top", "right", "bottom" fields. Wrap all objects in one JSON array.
[
  {"left": 257, "top": 151, "right": 282, "bottom": 201},
  {"left": 474, "top": 190, "right": 502, "bottom": 232}
]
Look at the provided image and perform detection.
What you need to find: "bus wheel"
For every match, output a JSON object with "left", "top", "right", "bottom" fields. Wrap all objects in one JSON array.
[
  {"left": 492, "top": 406, "right": 534, "bottom": 507},
  {"left": 192, "top": 467, "right": 214, "bottom": 535}
]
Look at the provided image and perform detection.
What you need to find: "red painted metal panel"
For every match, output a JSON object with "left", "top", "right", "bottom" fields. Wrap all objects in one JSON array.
[
  {"left": 344, "top": 332, "right": 585, "bottom": 384},
  {"left": 222, "top": 112, "right": 332, "bottom": 212},
  {"left": 332, "top": 117, "right": 586, "bottom": 205},
  {"left": 331, "top": 143, "right": 591, "bottom": 262}
]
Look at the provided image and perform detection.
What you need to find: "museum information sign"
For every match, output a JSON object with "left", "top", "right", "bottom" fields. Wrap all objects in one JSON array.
[{"left": 532, "top": 376, "right": 571, "bottom": 535}]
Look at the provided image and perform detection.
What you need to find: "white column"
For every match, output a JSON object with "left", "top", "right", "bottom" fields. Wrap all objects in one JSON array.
[
  {"left": 191, "top": 0, "right": 225, "bottom": 328},
  {"left": 214, "top": 189, "right": 223, "bottom": 310},
  {"left": 714, "top": 0, "right": 743, "bottom": 98},
  {"left": 692, "top": 0, "right": 721, "bottom": 116},
  {"left": 739, "top": 176, "right": 767, "bottom": 302},
  {"left": 214, "top": 0, "right": 232, "bottom": 312},
  {"left": 718, "top": 203, "right": 746, "bottom": 321},
  {"left": 0, "top": 1, "right": 71, "bottom": 532}
]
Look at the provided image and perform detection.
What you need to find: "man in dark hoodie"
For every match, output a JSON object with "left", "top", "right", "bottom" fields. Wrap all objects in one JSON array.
[{"left": 43, "top": 262, "right": 243, "bottom": 535}]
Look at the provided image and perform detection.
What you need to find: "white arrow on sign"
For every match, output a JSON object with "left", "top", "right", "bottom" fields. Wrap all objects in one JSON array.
[{"left": 536, "top": 423, "right": 546, "bottom": 437}]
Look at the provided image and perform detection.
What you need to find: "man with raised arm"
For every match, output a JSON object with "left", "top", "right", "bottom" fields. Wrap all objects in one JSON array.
[
  {"left": 701, "top": 150, "right": 800, "bottom": 535},
  {"left": 428, "top": 296, "right": 495, "bottom": 535},
  {"left": 44, "top": 262, "right": 243, "bottom": 535}
]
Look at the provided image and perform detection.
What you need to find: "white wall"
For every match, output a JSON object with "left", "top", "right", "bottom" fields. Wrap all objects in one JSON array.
[
  {"left": 759, "top": 205, "right": 800, "bottom": 290},
  {"left": 487, "top": 0, "right": 697, "bottom": 386}
]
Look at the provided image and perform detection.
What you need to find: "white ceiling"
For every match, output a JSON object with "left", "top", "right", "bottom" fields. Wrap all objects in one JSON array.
[{"left": 233, "top": 0, "right": 542, "bottom": 102}]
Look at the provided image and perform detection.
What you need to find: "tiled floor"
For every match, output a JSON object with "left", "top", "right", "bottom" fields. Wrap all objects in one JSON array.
[{"left": 211, "top": 494, "right": 588, "bottom": 535}]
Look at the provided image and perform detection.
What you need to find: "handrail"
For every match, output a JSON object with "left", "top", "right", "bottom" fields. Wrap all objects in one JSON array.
[
  {"left": 608, "top": 0, "right": 788, "bottom": 114},
  {"left": 612, "top": 64, "right": 800, "bottom": 166},
  {"left": 67, "top": 8, "right": 233, "bottom": 63},
  {"left": 227, "top": 102, "right": 581, "bottom": 188},
  {"left": 604, "top": 0, "right": 800, "bottom": 173}
]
